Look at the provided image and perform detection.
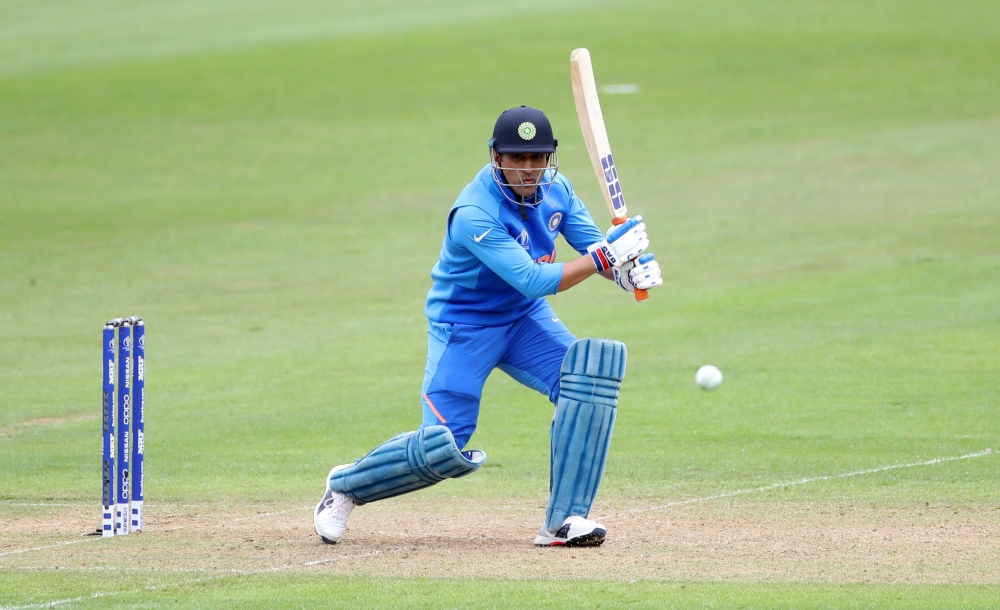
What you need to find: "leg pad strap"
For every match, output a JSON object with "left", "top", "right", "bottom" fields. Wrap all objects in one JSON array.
[{"left": 330, "top": 425, "right": 485, "bottom": 505}]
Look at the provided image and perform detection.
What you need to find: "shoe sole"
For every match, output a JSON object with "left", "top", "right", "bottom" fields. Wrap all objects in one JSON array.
[{"left": 534, "top": 528, "right": 606, "bottom": 547}]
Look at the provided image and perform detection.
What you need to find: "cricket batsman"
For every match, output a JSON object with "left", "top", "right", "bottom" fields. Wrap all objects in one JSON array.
[{"left": 315, "top": 106, "right": 663, "bottom": 547}]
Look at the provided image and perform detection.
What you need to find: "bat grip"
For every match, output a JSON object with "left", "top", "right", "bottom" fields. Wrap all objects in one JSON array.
[{"left": 611, "top": 216, "right": 650, "bottom": 302}]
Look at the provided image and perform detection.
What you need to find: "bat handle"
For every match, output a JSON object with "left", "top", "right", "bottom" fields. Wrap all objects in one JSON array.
[{"left": 611, "top": 216, "right": 650, "bottom": 302}]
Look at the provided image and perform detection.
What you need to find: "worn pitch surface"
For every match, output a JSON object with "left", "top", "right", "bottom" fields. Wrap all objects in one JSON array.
[{"left": 4, "top": 497, "right": 999, "bottom": 584}]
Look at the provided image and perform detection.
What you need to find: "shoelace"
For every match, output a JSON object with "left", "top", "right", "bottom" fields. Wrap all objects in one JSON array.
[
  {"left": 336, "top": 500, "right": 354, "bottom": 520},
  {"left": 322, "top": 493, "right": 355, "bottom": 518}
]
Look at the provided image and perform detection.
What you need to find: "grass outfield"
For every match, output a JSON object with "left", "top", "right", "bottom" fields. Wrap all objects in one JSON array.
[
  {"left": 2, "top": 0, "right": 998, "bottom": 607},
  {"left": 4, "top": 574, "right": 999, "bottom": 609}
]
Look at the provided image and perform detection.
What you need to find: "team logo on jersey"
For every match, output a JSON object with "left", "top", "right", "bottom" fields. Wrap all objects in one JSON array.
[
  {"left": 517, "top": 122, "right": 537, "bottom": 141},
  {"left": 547, "top": 212, "right": 563, "bottom": 232},
  {"left": 517, "top": 229, "right": 530, "bottom": 250}
]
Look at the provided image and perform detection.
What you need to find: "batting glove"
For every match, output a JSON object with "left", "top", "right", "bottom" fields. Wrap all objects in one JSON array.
[
  {"left": 587, "top": 215, "right": 649, "bottom": 272},
  {"left": 613, "top": 253, "right": 663, "bottom": 293}
]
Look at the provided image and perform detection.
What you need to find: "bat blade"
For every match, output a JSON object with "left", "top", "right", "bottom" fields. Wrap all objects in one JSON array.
[
  {"left": 571, "top": 48, "right": 648, "bottom": 301},
  {"left": 570, "top": 48, "right": 628, "bottom": 223}
]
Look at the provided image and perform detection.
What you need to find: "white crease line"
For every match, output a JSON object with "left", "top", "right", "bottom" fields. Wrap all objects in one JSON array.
[
  {"left": 233, "top": 506, "right": 311, "bottom": 522},
  {"left": 3, "top": 550, "right": 404, "bottom": 608},
  {"left": 7, "top": 448, "right": 991, "bottom": 599},
  {"left": 2, "top": 504, "right": 302, "bottom": 546},
  {"left": 2, "top": 503, "right": 292, "bottom": 509},
  {"left": 5, "top": 504, "right": 90, "bottom": 507},
  {"left": 1, "top": 565, "right": 276, "bottom": 575},
  {"left": 0, "top": 576, "right": 212, "bottom": 610},
  {"left": 146, "top": 506, "right": 311, "bottom": 527},
  {"left": 3, "top": 557, "right": 391, "bottom": 573},
  {"left": 304, "top": 550, "right": 386, "bottom": 566},
  {"left": 2, "top": 506, "right": 324, "bottom": 559},
  {"left": 173, "top": 504, "right": 276, "bottom": 508},
  {"left": 2, "top": 593, "right": 101, "bottom": 610},
  {"left": 1, "top": 566, "right": 277, "bottom": 574},
  {"left": 599, "top": 448, "right": 994, "bottom": 521},
  {"left": 0, "top": 538, "right": 96, "bottom": 559}
]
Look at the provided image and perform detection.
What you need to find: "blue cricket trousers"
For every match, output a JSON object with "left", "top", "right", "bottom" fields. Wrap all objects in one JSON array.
[{"left": 420, "top": 300, "right": 576, "bottom": 449}]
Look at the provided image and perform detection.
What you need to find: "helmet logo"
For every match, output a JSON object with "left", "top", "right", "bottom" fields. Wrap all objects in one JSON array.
[{"left": 517, "top": 122, "right": 537, "bottom": 141}]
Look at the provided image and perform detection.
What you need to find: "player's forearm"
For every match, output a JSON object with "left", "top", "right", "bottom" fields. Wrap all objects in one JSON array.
[{"left": 557, "top": 256, "right": 601, "bottom": 292}]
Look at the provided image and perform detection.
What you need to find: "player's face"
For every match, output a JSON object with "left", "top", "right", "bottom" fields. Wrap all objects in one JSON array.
[{"left": 497, "top": 152, "right": 549, "bottom": 197}]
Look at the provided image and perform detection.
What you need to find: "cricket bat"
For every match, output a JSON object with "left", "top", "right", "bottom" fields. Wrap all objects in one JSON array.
[{"left": 570, "top": 47, "right": 648, "bottom": 302}]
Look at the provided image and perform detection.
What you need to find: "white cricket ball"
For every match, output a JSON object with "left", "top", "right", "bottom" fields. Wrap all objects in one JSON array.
[{"left": 695, "top": 365, "right": 723, "bottom": 391}]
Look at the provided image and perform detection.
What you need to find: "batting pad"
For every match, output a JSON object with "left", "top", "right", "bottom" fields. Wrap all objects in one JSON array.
[
  {"left": 329, "top": 425, "right": 485, "bottom": 505},
  {"left": 546, "top": 338, "right": 626, "bottom": 533}
]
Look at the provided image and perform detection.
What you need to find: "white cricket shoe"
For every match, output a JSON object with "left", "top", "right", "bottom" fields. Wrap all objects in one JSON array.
[
  {"left": 314, "top": 464, "right": 357, "bottom": 544},
  {"left": 534, "top": 515, "right": 607, "bottom": 547}
]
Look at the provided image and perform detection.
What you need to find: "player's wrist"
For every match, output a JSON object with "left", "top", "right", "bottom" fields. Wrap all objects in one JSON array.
[{"left": 587, "top": 243, "right": 613, "bottom": 272}]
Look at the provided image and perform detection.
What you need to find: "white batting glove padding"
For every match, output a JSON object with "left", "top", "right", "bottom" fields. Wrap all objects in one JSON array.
[
  {"left": 587, "top": 215, "right": 649, "bottom": 272},
  {"left": 613, "top": 253, "right": 663, "bottom": 293}
]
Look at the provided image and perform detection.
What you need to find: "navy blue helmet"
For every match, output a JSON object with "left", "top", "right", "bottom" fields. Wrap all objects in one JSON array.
[
  {"left": 488, "top": 106, "right": 560, "bottom": 207},
  {"left": 490, "top": 106, "right": 558, "bottom": 154}
]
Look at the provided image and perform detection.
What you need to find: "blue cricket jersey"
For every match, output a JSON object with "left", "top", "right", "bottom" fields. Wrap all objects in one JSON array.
[{"left": 425, "top": 165, "right": 606, "bottom": 326}]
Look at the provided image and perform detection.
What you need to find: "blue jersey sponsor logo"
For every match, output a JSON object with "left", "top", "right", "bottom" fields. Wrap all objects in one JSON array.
[{"left": 535, "top": 249, "right": 557, "bottom": 264}]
